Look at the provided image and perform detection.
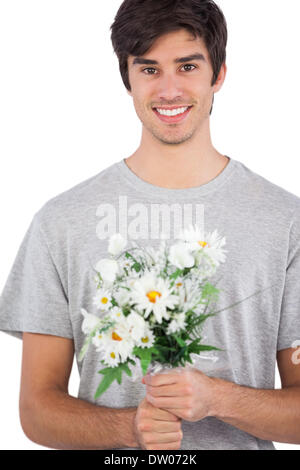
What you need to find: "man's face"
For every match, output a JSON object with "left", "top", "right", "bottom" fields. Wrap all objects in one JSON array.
[{"left": 127, "top": 28, "right": 226, "bottom": 145}]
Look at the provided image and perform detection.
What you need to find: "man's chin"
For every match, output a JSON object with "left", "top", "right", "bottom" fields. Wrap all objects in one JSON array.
[{"left": 152, "top": 130, "right": 194, "bottom": 146}]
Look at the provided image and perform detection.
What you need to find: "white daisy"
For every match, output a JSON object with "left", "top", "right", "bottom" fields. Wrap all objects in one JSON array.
[
  {"left": 109, "top": 306, "right": 124, "bottom": 321},
  {"left": 93, "top": 288, "right": 112, "bottom": 311},
  {"left": 135, "top": 326, "right": 155, "bottom": 349},
  {"left": 102, "top": 348, "right": 121, "bottom": 368},
  {"left": 130, "top": 271, "right": 179, "bottom": 324},
  {"left": 92, "top": 307, "right": 151, "bottom": 366},
  {"left": 173, "top": 277, "right": 184, "bottom": 290},
  {"left": 92, "top": 314, "right": 135, "bottom": 365},
  {"left": 178, "top": 225, "right": 227, "bottom": 267}
]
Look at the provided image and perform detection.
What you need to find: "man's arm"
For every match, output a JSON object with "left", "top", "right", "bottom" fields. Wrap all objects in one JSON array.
[
  {"left": 19, "top": 333, "right": 138, "bottom": 450},
  {"left": 210, "top": 347, "right": 300, "bottom": 444},
  {"left": 145, "top": 348, "right": 300, "bottom": 445}
]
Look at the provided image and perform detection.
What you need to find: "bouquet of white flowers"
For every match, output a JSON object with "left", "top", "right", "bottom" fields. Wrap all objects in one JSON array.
[{"left": 79, "top": 224, "right": 228, "bottom": 399}]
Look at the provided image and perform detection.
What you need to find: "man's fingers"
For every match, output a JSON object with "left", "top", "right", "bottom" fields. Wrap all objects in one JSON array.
[
  {"left": 142, "top": 418, "right": 181, "bottom": 433},
  {"left": 143, "top": 396, "right": 179, "bottom": 421},
  {"left": 144, "top": 373, "right": 180, "bottom": 387},
  {"left": 147, "top": 394, "right": 190, "bottom": 409},
  {"left": 151, "top": 407, "right": 180, "bottom": 421},
  {"left": 145, "top": 431, "right": 183, "bottom": 444},
  {"left": 146, "top": 383, "right": 185, "bottom": 397}
]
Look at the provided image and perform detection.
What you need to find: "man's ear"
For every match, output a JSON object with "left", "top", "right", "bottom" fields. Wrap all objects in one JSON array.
[{"left": 213, "top": 62, "right": 227, "bottom": 93}]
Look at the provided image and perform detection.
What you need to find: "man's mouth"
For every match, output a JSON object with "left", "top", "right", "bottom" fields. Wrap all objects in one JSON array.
[{"left": 152, "top": 106, "right": 193, "bottom": 124}]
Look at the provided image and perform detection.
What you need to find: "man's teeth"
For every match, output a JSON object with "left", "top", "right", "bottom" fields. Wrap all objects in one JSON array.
[{"left": 156, "top": 107, "right": 189, "bottom": 116}]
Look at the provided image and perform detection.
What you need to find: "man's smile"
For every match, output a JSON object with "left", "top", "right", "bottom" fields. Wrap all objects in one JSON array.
[{"left": 152, "top": 105, "right": 193, "bottom": 124}]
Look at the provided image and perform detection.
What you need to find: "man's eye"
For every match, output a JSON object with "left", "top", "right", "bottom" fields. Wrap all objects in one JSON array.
[
  {"left": 142, "top": 64, "right": 196, "bottom": 75},
  {"left": 181, "top": 64, "right": 196, "bottom": 72},
  {"left": 142, "top": 68, "right": 157, "bottom": 75}
]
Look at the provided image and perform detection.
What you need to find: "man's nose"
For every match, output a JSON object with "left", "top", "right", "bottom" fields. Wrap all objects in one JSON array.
[{"left": 156, "top": 74, "right": 184, "bottom": 103}]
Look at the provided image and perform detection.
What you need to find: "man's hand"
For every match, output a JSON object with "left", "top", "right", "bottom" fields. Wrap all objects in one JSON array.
[
  {"left": 143, "top": 367, "right": 217, "bottom": 422},
  {"left": 133, "top": 397, "right": 183, "bottom": 450}
]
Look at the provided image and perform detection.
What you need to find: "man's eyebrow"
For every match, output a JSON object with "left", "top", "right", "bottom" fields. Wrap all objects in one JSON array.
[{"left": 132, "top": 53, "right": 206, "bottom": 66}]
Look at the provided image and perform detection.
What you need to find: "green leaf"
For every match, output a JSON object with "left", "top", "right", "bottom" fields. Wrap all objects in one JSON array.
[
  {"left": 183, "top": 267, "right": 191, "bottom": 276},
  {"left": 193, "top": 344, "right": 222, "bottom": 353},
  {"left": 170, "top": 268, "right": 183, "bottom": 280},
  {"left": 152, "top": 344, "right": 177, "bottom": 363},
  {"left": 120, "top": 362, "right": 133, "bottom": 378},
  {"left": 94, "top": 362, "right": 133, "bottom": 399},
  {"left": 173, "top": 346, "right": 187, "bottom": 364},
  {"left": 133, "top": 346, "right": 157, "bottom": 375},
  {"left": 173, "top": 335, "right": 186, "bottom": 347},
  {"left": 132, "top": 262, "right": 142, "bottom": 273},
  {"left": 201, "top": 282, "right": 220, "bottom": 300},
  {"left": 185, "top": 309, "right": 196, "bottom": 316},
  {"left": 95, "top": 367, "right": 120, "bottom": 398},
  {"left": 127, "top": 358, "right": 136, "bottom": 366},
  {"left": 122, "top": 305, "right": 132, "bottom": 317},
  {"left": 186, "top": 355, "right": 194, "bottom": 365},
  {"left": 154, "top": 344, "right": 177, "bottom": 353},
  {"left": 111, "top": 297, "right": 118, "bottom": 306}
]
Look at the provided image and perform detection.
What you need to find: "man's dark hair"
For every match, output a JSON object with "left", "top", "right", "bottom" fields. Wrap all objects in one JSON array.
[{"left": 110, "top": 0, "right": 228, "bottom": 92}]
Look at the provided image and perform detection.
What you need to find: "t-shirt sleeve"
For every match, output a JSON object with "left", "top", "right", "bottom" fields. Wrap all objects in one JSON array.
[
  {"left": 0, "top": 213, "right": 73, "bottom": 340},
  {"left": 277, "top": 210, "right": 300, "bottom": 351}
]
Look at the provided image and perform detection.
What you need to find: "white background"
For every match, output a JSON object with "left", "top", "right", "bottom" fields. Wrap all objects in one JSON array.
[{"left": 0, "top": 0, "right": 299, "bottom": 450}]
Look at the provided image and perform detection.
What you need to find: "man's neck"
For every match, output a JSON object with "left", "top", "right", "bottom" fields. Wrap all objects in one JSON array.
[{"left": 124, "top": 150, "right": 229, "bottom": 190}]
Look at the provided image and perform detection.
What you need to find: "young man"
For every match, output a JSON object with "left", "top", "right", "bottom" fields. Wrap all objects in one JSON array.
[{"left": 1, "top": 0, "right": 300, "bottom": 450}]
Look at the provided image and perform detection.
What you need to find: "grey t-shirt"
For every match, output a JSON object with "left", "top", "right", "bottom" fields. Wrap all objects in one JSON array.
[{"left": 1, "top": 156, "right": 300, "bottom": 450}]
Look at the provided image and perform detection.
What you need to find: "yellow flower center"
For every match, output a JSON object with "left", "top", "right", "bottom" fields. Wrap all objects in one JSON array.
[
  {"left": 176, "top": 282, "right": 183, "bottom": 287},
  {"left": 141, "top": 336, "right": 149, "bottom": 343},
  {"left": 98, "top": 334, "right": 102, "bottom": 339},
  {"left": 146, "top": 290, "right": 162, "bottom": 303},
  {"left": 198, "top": 240, "right": 208, "bottom": 247},
  {"left": 101, "top": 297, "right": 109, "bottom": 304},
  {"left": 112, "top": 331, "right": 122, "bottom": 341},
  {"left": 110, "top": 352, "right": 116, "bottom": 359}
]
